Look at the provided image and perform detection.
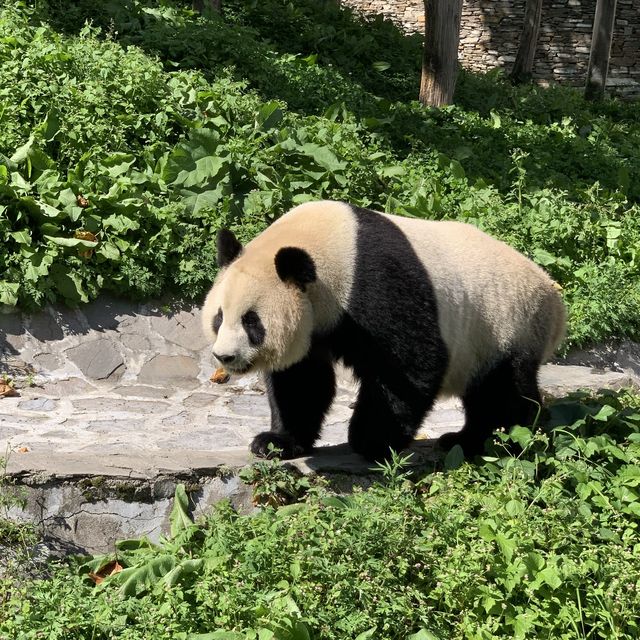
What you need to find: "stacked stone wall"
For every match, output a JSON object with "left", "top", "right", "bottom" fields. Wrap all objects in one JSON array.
[{"left": 341, "top": 0, "right": 639, "bottom": 97}]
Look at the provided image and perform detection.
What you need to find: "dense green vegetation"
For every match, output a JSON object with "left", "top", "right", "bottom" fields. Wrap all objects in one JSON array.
[
  {"left": 2, "top": 390, "right": 640, "bottom": 638},
  {"left": 1, "top": 0, "right": 639, "bottom": 347}
]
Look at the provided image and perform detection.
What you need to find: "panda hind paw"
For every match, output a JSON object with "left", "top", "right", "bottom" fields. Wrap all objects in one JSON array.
[{"left": 250, "top": 432, "right": 308, "bottom": 460}]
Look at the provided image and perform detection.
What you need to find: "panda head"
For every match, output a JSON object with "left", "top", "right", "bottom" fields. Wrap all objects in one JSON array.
[{"left": 201, "top": 228, "right": 317, "bottom": 374}]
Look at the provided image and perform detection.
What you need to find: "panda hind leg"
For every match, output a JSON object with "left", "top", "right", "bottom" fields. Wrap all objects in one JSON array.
[
  {"left": 251, "top": 352, "right": 336, "bottom": 460},
  {"left": 348, "top": 379, "right": 432, "bottom": 462},
  {"left": 439, "top": 355, "right": 542, "bottom": 457}
]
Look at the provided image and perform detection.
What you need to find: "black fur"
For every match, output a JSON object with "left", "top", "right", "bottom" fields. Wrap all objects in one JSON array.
[
  {"left": 251, "top": 206, "right": 449, "bottom": 462},
  {"left": 212, "top": 308, "right": 223, "bottom": 334},
  {"left": 242, "top": 310, "right": 266, "bottom": 346},
  {"left": 439, "top": 355, "right": 542, "bottom": 455},
  {"left": 251, "top": 349, "right": 335, "bottom": 458},
  {"left": 216, "top": 229, "right": 242, "bottom": 268},
  {"left": 274, "top": 247, "right": 316, "bottom": 290}
]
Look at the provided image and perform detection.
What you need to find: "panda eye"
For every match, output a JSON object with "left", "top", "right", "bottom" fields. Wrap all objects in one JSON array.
[
  {"left": 242, "top": 310, "right": 265, "bottom": 346},
  {"left": 212, "top": 308, "right": 223, "bottom": 333}
]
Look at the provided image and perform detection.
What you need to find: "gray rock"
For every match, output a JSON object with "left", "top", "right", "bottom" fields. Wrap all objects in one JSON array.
[
  {"left": 0, "top": 426, "right": 26, "bottom": 439},
  {"left": 66, "top": 339, "right": 125, "bottom": 380},
  {"left": 40, "top": 378, "right": 97, "bottom": 396},
  {"left": 138, "top": 355, "right": 199, "bottom": 387},
  {"left": 150, "top": 308, "right": 208, "bottom": 352},
  {"left": 183, "top": 392, "right": 222, "bottom": 408},
  {"left": 83, "top": 296, "right": 136, "bottom": 332},
  {"left": 0, "top": 413, "right": 47, "bottom": 425},
  {"left": 0, "top": 312, "right": 24, "bottom": 354},
  {"left": 159, "top": 427, "right": 241, "bottom": 450},
  {"left": 86, "top": 419, "right": 146, "bottom": 433},
  {"left": 28, "top": 311, "right": 64, "bottom": 342},
  {"left": 539, "top": 364, "right": 637, "bottom": 396},
  {"left": 33, "top": 353, "right": 64, "bottom": 371},
  {"left": 616, "top": 340, "right": 640, "bottom": 376},
  {"left": 224, "top": 394, "right": 271, "bottom": 418},
  {"left": 120, "top": 333, "right": 152, "bottom": 352},
  {"left": 50, "top": 305, "right": 86, "bottom": 335},
  {"left": 161, "top": 411, "right": 196, "bottom": 428},
  {"left": 72, "top": 397, "right": 169, "bottom": 414},
  {"left": 113, "top": 385, "right": 172, "bottom": 399},
  {"left": 18, "top": 398, "right": 57, "bottom": 412},
  {"left": 206, "top": 415, "right": 253, "bottom": 429}
]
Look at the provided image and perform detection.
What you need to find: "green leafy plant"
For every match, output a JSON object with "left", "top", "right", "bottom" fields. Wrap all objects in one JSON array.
[{"left": 3, "top": 390, "right": 640, "bottom": 639}]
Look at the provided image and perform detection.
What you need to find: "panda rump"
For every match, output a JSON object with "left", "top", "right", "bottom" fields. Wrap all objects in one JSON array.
[{"left": 201, "top": 200, "right": 566, "bottom": 461}]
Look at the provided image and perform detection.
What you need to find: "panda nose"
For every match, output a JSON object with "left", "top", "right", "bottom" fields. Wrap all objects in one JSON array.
[{"left": 213, "top": 352, "right": 236, "bottom": 365}]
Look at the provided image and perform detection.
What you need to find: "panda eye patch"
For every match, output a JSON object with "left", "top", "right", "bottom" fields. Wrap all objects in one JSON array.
[
  {"left": 242, "top": 310, "right": 265, "bottom": 346},
  {"left": 213, "top": 308, "right": 223, "bottom": 333}
]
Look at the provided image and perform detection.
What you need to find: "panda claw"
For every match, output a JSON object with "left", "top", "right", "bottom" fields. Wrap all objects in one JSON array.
[{"left": 250, "top": 432, "right": 307, "bottom": 460}]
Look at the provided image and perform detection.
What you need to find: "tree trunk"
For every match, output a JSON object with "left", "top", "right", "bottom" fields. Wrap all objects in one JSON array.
[
  {"left": 193, "top": 0, "right": 222, "bottom": 14},
  {"left": 419, "top": 0, "right": 463, "bottom": 107},
  {"left": 585, "top": 0, "right": 617, "bottom": 100},
  {"left": 510, "top": 0, "right": 543, "bottom": 84}
]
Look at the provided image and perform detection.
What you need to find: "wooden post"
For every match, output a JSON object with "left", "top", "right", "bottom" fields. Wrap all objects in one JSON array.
[
  {"left": 585, "top": 0, "right": 618, "bottom": 100},
  {"left": 510, "top": 0, "right": 543, "bottom": 84},
  {"left": 419, "top": 0, "right": 463, "bottom": 107}
]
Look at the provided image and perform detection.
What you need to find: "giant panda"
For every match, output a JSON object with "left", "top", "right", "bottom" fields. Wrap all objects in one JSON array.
[{"left": 201, "top": 200, "right": 566, "bottom": 461}]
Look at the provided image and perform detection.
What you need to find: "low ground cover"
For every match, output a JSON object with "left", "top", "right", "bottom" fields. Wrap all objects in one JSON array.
[
  {"left": 1, "top": 389, "right": 640, "bottom": 639},
  {"left": 1, "top": 0, "right": 639, "bottom": 347}
]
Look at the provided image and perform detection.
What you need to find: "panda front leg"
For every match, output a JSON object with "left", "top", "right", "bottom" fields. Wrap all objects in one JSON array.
[
  {"left": 348, "top": 378, "right": 430, "bottom": 462},
  {"left": 250, "top": 353, "right": 336, "bottom": 459}
]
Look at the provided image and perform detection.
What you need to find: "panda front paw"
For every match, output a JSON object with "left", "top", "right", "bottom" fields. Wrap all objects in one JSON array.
[{"left": 250, "top": 432, "right": 308, "bottom": 460}]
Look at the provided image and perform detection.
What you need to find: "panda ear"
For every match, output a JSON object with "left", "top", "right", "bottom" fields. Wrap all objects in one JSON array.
[
  {"left": 216, "top": 229, "right": 242, "bottom": 268},
  {"left": 275, "top": 247, "right": 316, "bottom": 291}
]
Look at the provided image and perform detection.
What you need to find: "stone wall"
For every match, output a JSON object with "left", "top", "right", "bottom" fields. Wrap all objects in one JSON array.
[{"left": 341, "top": 0, "right": 640, "bottom": 98}]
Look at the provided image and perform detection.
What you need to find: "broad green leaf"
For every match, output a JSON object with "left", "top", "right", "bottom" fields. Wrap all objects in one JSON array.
[
  {"left": 50, "top": 265, "right": 88, "bottom": 303},
  {"left": 0, "top": 281, "right": 19, "bottom": 306},
  {"left": 372, "top": 61, "right": 390, "bottom": 72},
  {"left": 44, "top": 235, "right": 98, "bottom": 248},
  {"left": 444, "top": 444, "right": 464, "bottom": 470},
  {"left": 10, "top": 172, "right": 31, "bottom": 192},
  {"left": 25, "top": 251, "right": 53, "bottom": 282},
  {"left": 256, "top": 101, "right": 284, "bottom": 131},
  {"left": 300, "top": 143, "right": 346, "bottom": 172},
  {"left": 170, "top": 484, "right": 193, "bottom": 538},
  {"left": 407, "top": 630, "right": 440, "bottom": 640},
  {"left": 117, "top": 555, "right": 176, "bottom": 596},
  {"left": 532, "top": 248, "right": 557, "bottom": 267},
  {"left": 9, "top": 230, "right": 31, "bottom": 245},
  {"left": 593, "top": 404, "right": 616, "bottom": 421},
  {"left": 181, "top": 188, "right": 224, "bottom": 214},
  {"left": 539, "top": 565, "right": 562, "bottom": 589},
  {"left": 509, "top": 426, "right": 533, "bottom": 447},
  {"left": 97, "top": 242, "right": 121, "bottom": 261},
  {"left": 160, "top": 558, "right": 204, "bottom": 587},
  {"left": 379, "top": 165, "right": 405, "bottom": 178},
  {"left": 100, "top": 153, "right": 136, "bottom": 178},
  {"left": 495, "top": 532, "right": 516, "bottom": 562},
  {"left": 10, "top": 136, "right": 35, "bottom": 164},
  {"left": 505, "top": 499, "right": 525, "bottom": 517},
  {"left": 103, "top": 214, "right": 140, "bottom": 233},
  {"left": 41, "top": 109, "right": 60, "bottom": 141}
]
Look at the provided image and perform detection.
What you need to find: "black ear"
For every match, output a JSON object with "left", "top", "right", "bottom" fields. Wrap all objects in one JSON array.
[
  {"left": 274, "top": 247, "right": 316, "bottom": 290},
  {"left": 216, "top": 229, "right": 242, "bottom": 268}
]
